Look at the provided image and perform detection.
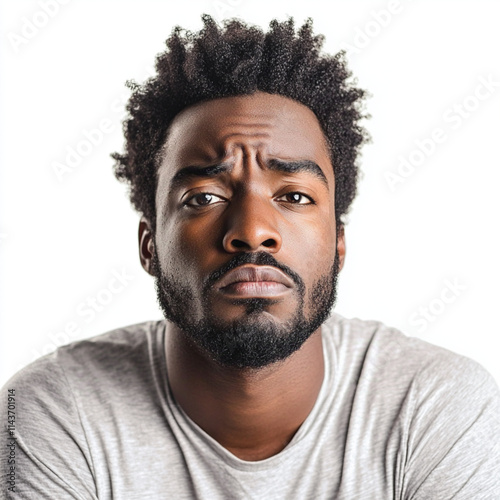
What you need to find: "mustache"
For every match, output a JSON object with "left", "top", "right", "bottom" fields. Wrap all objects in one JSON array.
[{"left": 203, "top": 252, "right": 305, "bottom": 294}]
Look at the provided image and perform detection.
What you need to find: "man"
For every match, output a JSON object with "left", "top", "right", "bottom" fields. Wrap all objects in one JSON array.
[{"left": 2, "top": 15, "right": 499, "bottom": 499}]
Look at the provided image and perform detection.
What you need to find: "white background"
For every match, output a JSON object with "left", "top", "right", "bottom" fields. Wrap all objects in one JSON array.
[{"left": 1, "top": 0, "right": 499, "bottom": 387}]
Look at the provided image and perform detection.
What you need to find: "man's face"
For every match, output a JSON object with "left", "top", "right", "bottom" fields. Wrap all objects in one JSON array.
[{"left": 143, "top": 92, "right": 345, "bottom": 369}]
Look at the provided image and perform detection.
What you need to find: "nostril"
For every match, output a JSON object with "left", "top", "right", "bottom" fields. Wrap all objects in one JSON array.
[
  {"left": 231, "top": 239, "right": 247, "bottom": 249},
  {"left": 262, "top": 239, "right": 276, "bottom": 248},
  {"left": 230, "top": 238, "right": 276, "bottom": 249}
]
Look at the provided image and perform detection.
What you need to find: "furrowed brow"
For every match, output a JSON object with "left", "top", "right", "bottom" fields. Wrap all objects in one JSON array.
[
  {"left": 267, "top": 159, "right": 329, "bottom": 188},
  {"left": 169, "top": 163, "right": 232, "bottom": 193},
  {"left": 168, "top": 159, "right": 329, "bottom": 193}
]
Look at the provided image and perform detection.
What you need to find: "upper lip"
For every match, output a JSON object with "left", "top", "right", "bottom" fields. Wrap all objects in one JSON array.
[{"left": 216, "top": 265, "right": 294, "bottom": 290}]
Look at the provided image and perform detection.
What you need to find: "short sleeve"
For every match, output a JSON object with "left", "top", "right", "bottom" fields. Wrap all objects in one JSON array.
[
  {"left": 1, "top": 354, "right": 98, "bottom": 499},
  {"left": 403, "top": 353, "right": 500, "bottom": 499}
]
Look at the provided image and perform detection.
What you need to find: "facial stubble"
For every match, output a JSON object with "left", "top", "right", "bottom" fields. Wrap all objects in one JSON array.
[{"left": 151, "top": 247, "right": 339, "bottom": 369}]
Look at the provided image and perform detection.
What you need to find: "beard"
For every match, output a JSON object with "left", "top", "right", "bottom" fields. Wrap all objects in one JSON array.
[{"left": 151, "top": 247, "right": 339, "bottom": 370}]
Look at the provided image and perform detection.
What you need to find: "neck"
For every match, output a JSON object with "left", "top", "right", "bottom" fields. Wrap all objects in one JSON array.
[{"left": 165, "top": 324, "right": 325, "bottom": 461}]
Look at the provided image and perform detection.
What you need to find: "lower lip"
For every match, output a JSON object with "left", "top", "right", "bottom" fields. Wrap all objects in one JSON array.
[{"left": 219, "top": 281, "right": 291, "bottom": 297}]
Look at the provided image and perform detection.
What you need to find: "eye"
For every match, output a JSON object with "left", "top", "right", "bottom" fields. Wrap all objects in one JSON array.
[
  {"left": 276, "top": 192, "right": 314, "bottom": 205},
  {"left": 184, "top": 192, "right": 225, "bottom": 207}
]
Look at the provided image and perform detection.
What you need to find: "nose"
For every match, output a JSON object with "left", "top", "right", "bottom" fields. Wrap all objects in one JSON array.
[{"left": 222, "top": 193, "right": 282, "bottom": 254}]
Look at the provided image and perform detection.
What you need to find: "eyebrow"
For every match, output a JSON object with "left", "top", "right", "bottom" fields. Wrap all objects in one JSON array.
[
  {"left": 268, "top": 159, "right": 328, "bottom": 187},
  {"left": 168, "top": 158, "right": 329, "bottom": 193}
]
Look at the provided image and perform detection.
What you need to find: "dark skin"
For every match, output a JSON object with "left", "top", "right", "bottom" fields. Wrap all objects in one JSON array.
[{"left": 139, "top": 92, "right": 345, "bottom": 461}]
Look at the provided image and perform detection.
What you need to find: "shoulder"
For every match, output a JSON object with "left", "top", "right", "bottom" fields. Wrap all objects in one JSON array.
[
  {"left": 323, "top": 312, "right": 500, "bottom": 446},
  {"left": 324, "top": 313, "right": 500, "bottom": 497},
  {"left": 2, "top": 319, "right": 166, "bottom": 401},
  {"left": 1, "top": 320, "right": 168, "bottom": 497},
  {"left": 324, "top": 312, "right": 498, "bottom": 393}
]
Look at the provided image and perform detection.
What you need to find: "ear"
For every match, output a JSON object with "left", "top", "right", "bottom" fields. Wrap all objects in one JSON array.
[
  {"left": 139, "top": 216, "right": 156, "bottom": 277},
  {"left": 336, "top": 224, "right": 346, "bottom": 272}
]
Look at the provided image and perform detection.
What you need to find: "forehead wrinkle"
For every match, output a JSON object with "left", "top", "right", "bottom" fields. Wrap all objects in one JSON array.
[
  {"left": 218, "top": 131, "right": 271, "bottom": 158},
  {"left": 219, "top": 131, "right": 272, "bottom": 143},
  {"left": 221, "top": 121, "right": 275, "bottom": 128}
]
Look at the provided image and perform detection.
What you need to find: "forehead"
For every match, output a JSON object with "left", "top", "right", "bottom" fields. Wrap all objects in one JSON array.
[{"left": 160, "top": 92, "right": 332, "bottom": 171}]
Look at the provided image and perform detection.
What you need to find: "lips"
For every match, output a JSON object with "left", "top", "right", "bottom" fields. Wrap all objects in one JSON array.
[{"left": 216, "top": 265, "right": 294, "bottom": 297}]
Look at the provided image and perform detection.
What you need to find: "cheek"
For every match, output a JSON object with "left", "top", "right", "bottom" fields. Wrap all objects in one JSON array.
[
  {"left": 156, "top": 219, "right": 190, "bottom": 272},
  {"left": 159, "top": 218, "right": 219, "bottom": 275},
  {"left": 284, "top": 216, "right": 336, "bottom": 279}
]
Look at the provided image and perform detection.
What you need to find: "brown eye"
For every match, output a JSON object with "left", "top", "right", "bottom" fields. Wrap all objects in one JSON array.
[
  {"left": 277, "top": 192, "right": 314, "bottom": 205},
  {"left": 185, "top": 193, "right": 225, "bottom": 207}
]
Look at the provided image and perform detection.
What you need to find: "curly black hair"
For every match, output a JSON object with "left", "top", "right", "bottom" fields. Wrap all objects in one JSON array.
[{"left": 112, "top": 15, "right": 368, "bottom": 232}]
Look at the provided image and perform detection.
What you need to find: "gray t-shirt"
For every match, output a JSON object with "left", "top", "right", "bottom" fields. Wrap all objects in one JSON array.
[{"left": 2, "top": 313, "right": 500, "bottom": 499}]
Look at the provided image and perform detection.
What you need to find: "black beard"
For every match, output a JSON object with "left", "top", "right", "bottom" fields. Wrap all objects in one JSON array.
[{"left": 151, "top": 249, "right": 339, "bottom": 369}]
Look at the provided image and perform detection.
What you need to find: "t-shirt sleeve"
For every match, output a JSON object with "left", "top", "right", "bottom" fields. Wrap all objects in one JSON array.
[
  {"left": 1, "top": 354, "right": 98, "bottom": 499},
  {"left": 403, "top": 352, "right": 500, "bottom": 500}
]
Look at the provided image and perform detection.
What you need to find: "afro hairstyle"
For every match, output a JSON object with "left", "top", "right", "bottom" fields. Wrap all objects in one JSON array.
[{"left": 112, "top": 14, "right": 369, "bottom": 231}]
